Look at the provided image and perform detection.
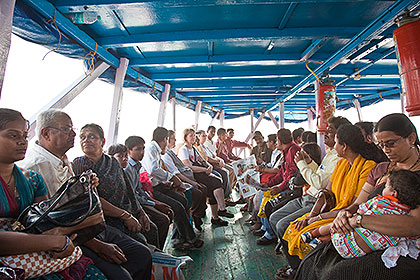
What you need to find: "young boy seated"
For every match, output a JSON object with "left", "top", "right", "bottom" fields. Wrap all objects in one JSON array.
[{"left": 301, "top": 170, "right": 420, "bottom": 267}]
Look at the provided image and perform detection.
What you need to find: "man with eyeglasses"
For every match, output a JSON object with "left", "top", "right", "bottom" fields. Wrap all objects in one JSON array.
[
  {"left": 20, "top": 110, "right": 153, "bottom": 280},
  {"left": 20, "top": 110, "right": 76, "bottom": 196}
]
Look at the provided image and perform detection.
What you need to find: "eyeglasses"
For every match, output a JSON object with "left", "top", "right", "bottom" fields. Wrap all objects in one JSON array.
[
  {"left": 378, "top": 137, "right": 403, "bottom": 149},
  {"left": 48, "top": 126, "right": 76, "bottom": 134},
  {"left": 80, "top": 134, "right": 100, "bottom": 142}
]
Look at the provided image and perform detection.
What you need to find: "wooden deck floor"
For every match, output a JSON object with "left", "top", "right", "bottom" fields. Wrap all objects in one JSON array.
[{"left": 164, "top": 200, "right": 288, "bottom": 280}]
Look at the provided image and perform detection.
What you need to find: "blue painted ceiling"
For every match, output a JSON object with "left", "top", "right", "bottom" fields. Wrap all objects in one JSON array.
[{"left": 12, "top": 0, "right": 420, "bottom": 122}]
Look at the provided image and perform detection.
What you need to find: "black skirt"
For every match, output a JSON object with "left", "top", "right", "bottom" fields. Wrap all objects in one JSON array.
[{"left": 295, "top": 241, "right": 420, "bottom": 280}]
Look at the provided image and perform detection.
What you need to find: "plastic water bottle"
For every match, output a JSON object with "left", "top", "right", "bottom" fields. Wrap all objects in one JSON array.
[{"left": 69, "top": 12, "right": 101, "bottom": 24}]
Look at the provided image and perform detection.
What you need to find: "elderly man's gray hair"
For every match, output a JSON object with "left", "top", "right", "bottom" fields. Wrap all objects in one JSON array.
[{"left": 36, "top": 110, "right": 70, "bottom": 140}]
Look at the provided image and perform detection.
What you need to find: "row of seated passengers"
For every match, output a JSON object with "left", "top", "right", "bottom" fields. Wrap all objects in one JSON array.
[
  {"left": 2, "top": 107, "right": 420, "bottom": 280},
  {"left": 0, "top": 107, "right": 260, "bottom": 280},
  {"left": 242, "top": 114, "right": 420, "bottom": 280}
]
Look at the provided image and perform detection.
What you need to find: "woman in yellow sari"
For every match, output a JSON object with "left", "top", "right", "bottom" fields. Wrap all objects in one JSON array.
[{"left": 277, "top": 125, "right": 387, "bottom": 279}]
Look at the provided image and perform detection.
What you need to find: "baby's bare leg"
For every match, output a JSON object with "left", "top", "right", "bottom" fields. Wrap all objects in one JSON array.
[{"left": 353, "top": 231, "right": 372, "bottom": 254}]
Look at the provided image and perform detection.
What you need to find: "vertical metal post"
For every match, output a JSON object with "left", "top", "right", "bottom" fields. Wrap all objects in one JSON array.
[
  {"left": 315, "top": 81, "right": 326, "bottom": 158},
  {"left": 0, "top": 0, "right": 16, "bottom": 97},
  {"left": 250, "top": 109, "right": 255, "bottom": 133},
  {"left": 194, "top": 100, "right": 202, "bottom": 130},
  {"left": 157, "top": 84, "right": 171, "bottom": 127},
  {"left": 172, "top": 98, "right": 176, "bottom": 131},
  {"left": 307, "top": 108, "right": 314, "bottom": 131},
  {"left": 239, "top": 112, "right": 266, "bottom": 155},
  {"left": 219, "top": 110, "right": 225, "bottom": 128},
  {"left": 279, "top": 102, "right": 285, "bottom": 128},
  {"left": 107, "top": 58, "right": 129, "bottom": 147},
  {"left": 401, "top": 92, "right": 406, "bottom": 114},
  {"left": 353, "top": 99, "right": 363, "bottom": 122}
]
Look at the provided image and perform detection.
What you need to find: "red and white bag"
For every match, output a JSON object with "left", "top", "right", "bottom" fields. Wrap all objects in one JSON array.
[{"left": 0, "top": 218, "right": 82, "bottom": 279}]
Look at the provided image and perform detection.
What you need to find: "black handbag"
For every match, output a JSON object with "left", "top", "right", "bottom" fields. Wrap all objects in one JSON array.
[
  {"left": 12, "top": 170, "right": 106, "bottom": 246},
  {"left": 191, "top": 147, "right": 209, "bottom": 168}
]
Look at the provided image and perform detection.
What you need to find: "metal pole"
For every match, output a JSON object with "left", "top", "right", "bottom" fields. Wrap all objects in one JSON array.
[
  {"left": 209, "top": 111, "right": 220, "bottom": 126},
  {"left": 107, "top": 57, "right": 129, "bottom": 147},
  {"left": 28, "top": 61, "right": 110, "bottom": 140},
  {"left": 0, "top": 0, "right": 16, "bottom": 97},
  {"left": 353, "top": 99, "right": 363, "bottom": 122},
  {"left": 219, "top": 109, "right": 225, "bottom": 128},
  {"left": 401, "top": 92, "right": 406, "bottom": 114},
  {"left": 267, "top": 111, "right": 280, "bottom": 129},
  {"left": 279, "top": 102, "right": 285, "bottom": 128},
  {"left": 250, "top": 109, "right": 255, "bottom": 133},
  {"left": 307, "top": 108, "right": 314, "bottom": 131},
  {"left": 315, "top": 81, "right": 326, "bottom": 158},
  {"left": 239, "top": 112, "right": 266, "bottom": 155},
  {"left": 172, "top": 98, "right": 176, "bottom": 131},
  {"left": 194, "top": 100, "right": 202, "bottom": 130},
  {"left": 157, "top": 84, "right": 171, "bottom": 127}
]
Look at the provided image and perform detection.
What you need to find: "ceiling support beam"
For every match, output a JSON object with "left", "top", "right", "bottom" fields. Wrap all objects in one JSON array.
[
  {"left": 130, "top": 53, "right": 333, "bottom": 67},
  {"left": 0, "top": 0, "right": 15, "bottom": 97},
  {"left": 278, "top": 2, "right": 298, "bottom": 29},
  {"left": 265, "top": 0, "right": 419, "bottom": 111},
  {"left": 98, "top": 27, "right": 361, "bottom": 48},
  {"left": 336, "top": 47, "right": 396, "bottom": 86},
  {"left": 53, "top": 0, "right": 386, "bottom": 11},
  {"left": 151, "top": 65, "right": 398, "bottom": 80},
  {"left": 22, "top": 0, "right": 165, "bottom": 95},
  {"left": 300, "top": 39, "right": 327, "bottom": 61},
  {"left": 336, "top": 88, "right": 401, "bottom": 107},
  {"left": 157, "top": 84, "right": 171, "bottom": 127},
  {"left": 107, "top": 58, "right": 129, "bottom": 147},
  {"left": 28, "top": 61, "right": 110, "bottom": 140}
]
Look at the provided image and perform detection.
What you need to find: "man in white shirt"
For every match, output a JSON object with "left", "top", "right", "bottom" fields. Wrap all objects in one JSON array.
[
  {"left": 142, "top": 127, "right": 203, "bottom": 249},
  {"left": 203, "top": 125, "right": 217, "bottom": 154},
  {"left": 20, "top": 110, "right": 152, "bottom": 280}
]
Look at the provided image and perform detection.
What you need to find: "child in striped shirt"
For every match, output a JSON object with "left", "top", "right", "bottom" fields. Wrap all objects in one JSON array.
[{"left": 301, "top": 169, "right": 420, "bottom": 264}]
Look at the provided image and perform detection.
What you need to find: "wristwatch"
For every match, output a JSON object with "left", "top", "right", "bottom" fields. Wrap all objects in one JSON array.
[{"left": 355, "top": 213, "right": 363, "bottom": 227}]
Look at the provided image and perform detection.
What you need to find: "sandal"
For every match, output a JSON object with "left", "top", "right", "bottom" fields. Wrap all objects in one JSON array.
[
  {"left": 173, "top": 241, "right": 192, "bottom": 250},
  {"left": 274, "top": 266, "right": 296, "bottom": 280}
]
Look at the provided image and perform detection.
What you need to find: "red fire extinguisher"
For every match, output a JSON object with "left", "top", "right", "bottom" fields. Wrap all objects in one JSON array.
[
  {"left": 393, "top": 11, "right": 420, "bottom": 116},
  {"left": 316, "top": 81, "right": 336, "bottom": 133},
  {"left": 306, "top": 61, "right": 336, "bottom": 133}
]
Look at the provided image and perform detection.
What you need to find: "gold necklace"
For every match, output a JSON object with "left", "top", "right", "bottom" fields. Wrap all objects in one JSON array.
[{"left": 4, "top": 174, "right": 18, "bottom": 197}]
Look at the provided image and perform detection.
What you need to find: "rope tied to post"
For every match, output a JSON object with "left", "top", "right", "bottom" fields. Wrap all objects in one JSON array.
[
  {"left": 151, "top": 82, "right": 156, "bottom": 94},
  {"left": 43, "top": 8, "right": 62, "bottom": 60},
  {"left": 83, "top": 43, "right": 98, "bottom": 76}
]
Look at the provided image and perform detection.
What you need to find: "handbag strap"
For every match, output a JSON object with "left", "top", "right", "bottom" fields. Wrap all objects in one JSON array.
[{"left": 17, "top": 171, "right": 96, "bottom": 231}]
